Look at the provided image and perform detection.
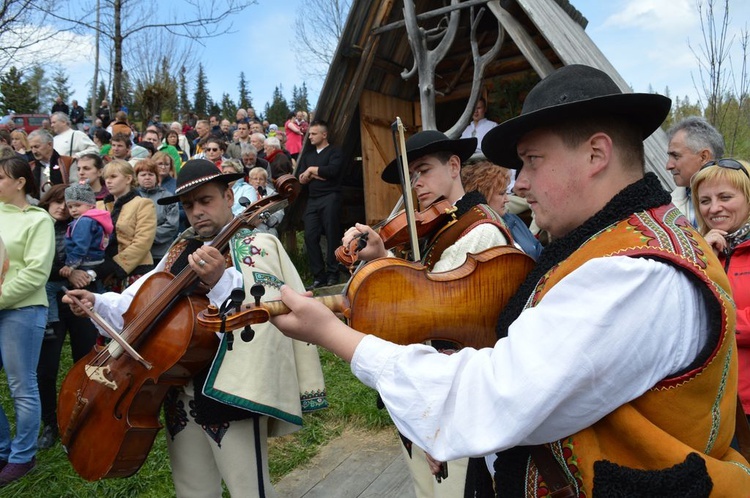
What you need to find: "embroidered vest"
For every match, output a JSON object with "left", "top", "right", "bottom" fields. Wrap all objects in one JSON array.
[
  {"left": 422, "top": 204, "right": 512, "bottom": 270},
  {"left": 508, "top": 204, "right": 750, "bottom": 496}
]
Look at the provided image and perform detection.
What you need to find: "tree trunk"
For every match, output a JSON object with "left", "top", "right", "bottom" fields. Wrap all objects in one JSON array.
[{"left": 113, "top": 0, "right": 123, "bottom": 110}]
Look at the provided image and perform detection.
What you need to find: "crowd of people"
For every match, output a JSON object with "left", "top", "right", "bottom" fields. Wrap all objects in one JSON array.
[{"left": 0, "top": 64, "right": 750, "bottom": 497}]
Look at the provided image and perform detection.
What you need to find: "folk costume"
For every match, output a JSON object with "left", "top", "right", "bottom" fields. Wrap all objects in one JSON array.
[
  {"left": 91, "top": 161, "right": 326, "bottom": 497},
  {"left": 351, "top": 65, "right": 750, "bottom": 496},
  {"left": 379, "top": 131, "right": 514, "bottom": 498}
]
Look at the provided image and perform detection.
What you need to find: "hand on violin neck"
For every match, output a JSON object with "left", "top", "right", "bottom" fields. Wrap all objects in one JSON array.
[
  {"left": 342, "top": 223, "right": 387, "bottom": 261},
  {"left": 271, "top": 285, "right": 364, "bottom": 363},
  {"left": 188, "top": 246, "right": 224, "bottom": 289}
]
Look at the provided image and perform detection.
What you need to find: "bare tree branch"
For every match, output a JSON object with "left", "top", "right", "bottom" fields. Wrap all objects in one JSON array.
[{"left": 293, "top": 0, "right": 351, "bottom": 80}]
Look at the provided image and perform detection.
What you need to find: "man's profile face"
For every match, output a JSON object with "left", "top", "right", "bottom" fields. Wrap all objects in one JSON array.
[
  {"left": 29, "top": 136, "right": 53, "bottom": 161},
  {"left": 50, "top": 115, "right": 68, "bottom": 134},
  {"left": 196, "top": 122, "right": 209, "bottom": 138},
  {"left": 180, "top": 182, "right": 234, "bottom": 238},
  {"left": 513, "top": 128, "right": 588, "bottom": 239},
  {"left": 111, "top": 140, "right": 130, "bottom": 159},
  {"left": 308, "top": 125, "right": 326, "bottom": 147},
  {"left": 666, "top": 130, "right": 709, "bottom": 187}
]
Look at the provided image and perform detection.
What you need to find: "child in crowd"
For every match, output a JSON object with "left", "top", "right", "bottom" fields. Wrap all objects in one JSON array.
[{"left": 45, "top": 181, "right": 113, "bottom": 334}]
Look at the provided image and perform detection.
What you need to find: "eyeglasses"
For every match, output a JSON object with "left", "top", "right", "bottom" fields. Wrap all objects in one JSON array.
[
  {"left": 204, "top": 147, "right": 221, "bottom": 152},
  {"left": 700, "top": 158, "right": 750, "bottom": 178}
]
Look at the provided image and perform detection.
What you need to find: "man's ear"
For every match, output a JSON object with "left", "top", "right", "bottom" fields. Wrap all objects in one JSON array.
[
  {"left": 699, "top": 148, "right": 712, "bottom": 164},
  {"left": 587, "top": 132, "right": 613, "bottom": 177},
  {"left": 448, "top": 155, "right": 462, "bottom": 178}
]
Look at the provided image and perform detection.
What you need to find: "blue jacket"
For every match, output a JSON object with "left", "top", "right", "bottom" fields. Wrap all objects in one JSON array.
[{"left": 65, "top": 210, "right": 113, "bottom": 268}]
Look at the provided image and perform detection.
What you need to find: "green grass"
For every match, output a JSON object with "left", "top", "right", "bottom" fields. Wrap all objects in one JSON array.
[{"left": 0, "top": 342, "right": 392, "bottom": 496}]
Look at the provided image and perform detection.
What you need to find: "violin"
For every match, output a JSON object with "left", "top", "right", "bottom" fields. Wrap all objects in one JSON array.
[
  {"left": 335, "top": 199, "right": 457, "bottom": 268},
  {"left": 198, "top": 245, "right": 534, "bottom": 350},
  {"left": 57, "top": 175, "right": 300, "bottom": 481}
]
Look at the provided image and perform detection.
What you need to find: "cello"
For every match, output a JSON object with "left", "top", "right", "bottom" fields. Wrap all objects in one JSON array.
[{"left": 57, "top": 174, "right": 300, "bottom": 481}]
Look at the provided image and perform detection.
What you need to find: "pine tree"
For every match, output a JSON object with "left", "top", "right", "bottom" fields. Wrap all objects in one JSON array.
[
  {"left": 264, "top": 85, "right": 290, "bottom": 126},
  {"left": 96, "top": 82, "right": 108, "bottom": 106},
  {"left": 238, "top": 72, "right": 252, "bottom": 110},
  {"left": 0, "top": 67, "right": 40, "bottom": 114},
  {"left": 193, "top": 63, "right": 210, "bottom": 118},
  {"left": 208, "top": 98, "right": 222, "bottom": 118},
  {"left": 291, "top": 82, "right": 310, "bottom": 113},
  {"left": 120, "top": 71, "right": 135, "bottom": 114},
  {"left": 178, "top": 65, "right": 190, "bottom": 119},
  {"left": 220, "top": 93, "right": 236, "bottom": 121},
  {"left": 51, "top": 67, "right": 72, "bottom": 103}
]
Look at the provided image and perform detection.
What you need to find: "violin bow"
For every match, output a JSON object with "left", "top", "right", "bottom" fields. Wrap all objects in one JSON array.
[{"left": 391, "top": 117, "right": 421, "bottom": 262}]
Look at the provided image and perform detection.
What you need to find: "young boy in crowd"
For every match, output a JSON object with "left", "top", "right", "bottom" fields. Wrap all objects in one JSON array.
[{"left": 45, "top": 181, "right": 113, "bottom": 335}]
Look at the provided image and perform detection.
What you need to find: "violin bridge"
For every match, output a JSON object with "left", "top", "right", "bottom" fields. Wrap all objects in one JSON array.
[{"left": 85, "top": 365, "right": 118, "bottom": 390}]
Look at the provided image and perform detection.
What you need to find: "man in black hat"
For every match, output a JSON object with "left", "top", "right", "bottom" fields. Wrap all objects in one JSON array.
[
  {"left": 64, "top": 159, "right": 327, "bottom": 497},
  {"left": 342, "top": 129, "right": 513, "bottom": 497},
  {"left": 272, "top": 64, "right": 750, "bottom": 494}
]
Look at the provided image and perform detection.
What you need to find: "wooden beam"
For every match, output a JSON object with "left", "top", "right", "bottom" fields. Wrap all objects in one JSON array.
[
  {"left": 486, "top": 0, "right": 554, "bottom": 78},
  {"left": 372, "top": 0, "right": 492, "bottom": 36}
]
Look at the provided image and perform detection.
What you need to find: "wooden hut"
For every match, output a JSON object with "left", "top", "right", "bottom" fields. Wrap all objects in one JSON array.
[{"left": 293, "top": 0, "right": 674, "bottom": 229}]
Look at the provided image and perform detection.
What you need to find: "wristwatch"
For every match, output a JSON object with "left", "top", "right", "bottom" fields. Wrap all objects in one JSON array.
[{"left": 86, "top": 270, "right": 97, "bottom": 282}]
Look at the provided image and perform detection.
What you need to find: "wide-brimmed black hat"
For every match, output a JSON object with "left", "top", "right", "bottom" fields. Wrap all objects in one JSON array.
[
  {"left": 381, "top": 130, "right": 477, "bottom": 184},
  {"left": 482, "top": 64, "right": 672, "bottom": 169},
  {"left": 158, "top": 159, "right": 244, "bottom": 205}
]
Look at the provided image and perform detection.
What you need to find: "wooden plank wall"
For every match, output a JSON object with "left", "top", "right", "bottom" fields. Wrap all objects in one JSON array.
[{"left": 359, "top": 89, "right": 421, "bottom": 224}]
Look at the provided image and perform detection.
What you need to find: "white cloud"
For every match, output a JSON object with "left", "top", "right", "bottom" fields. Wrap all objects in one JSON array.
[{"left": 602, "top": 0, "right": 698, "bottom": 33}]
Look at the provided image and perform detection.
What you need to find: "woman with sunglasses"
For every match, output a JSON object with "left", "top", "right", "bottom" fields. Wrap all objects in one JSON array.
[{"left": 692, "top": 158, "right": 750, "bottom": 425}]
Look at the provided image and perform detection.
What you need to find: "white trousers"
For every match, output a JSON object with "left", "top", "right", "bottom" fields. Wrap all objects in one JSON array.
[
  {"left": 165, "top": 384, "right": 277, "bottom": 498},
  {"left": 402, "top": 442, "right": 469, "bottom": 498}
]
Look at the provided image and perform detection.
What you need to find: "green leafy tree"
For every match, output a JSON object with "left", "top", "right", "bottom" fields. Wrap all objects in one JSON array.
[
  {"left": 50, "top": 67, "right": 72, "bottom": 104},
  {"left": 136, "top": 57, "right": 178, "bottom": 122},
  {"left": 220, "top": 92, "right": 236, "bottom": 121},
  {"left": 264, "top": 84, "right": 290, "bottom": 126},
  {"left": 96, "top": 82, "right": 108, "bottom": 107},
  {"left": 0, "top": 66, "right": 39, "bottom": 113},
  {"left": 193, "top": 63, "right": 210, "bottom": 118},
  {"left": 291, "top": 82, "right": 310, "bottom": 113},
  {"left": 238, "top": 72, "right": 252, "bottom": 110}
]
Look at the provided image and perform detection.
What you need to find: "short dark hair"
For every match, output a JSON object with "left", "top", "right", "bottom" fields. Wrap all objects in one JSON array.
[
  {"left": 94, "top": 129, "right": 111, "bottom": 144},
  {"left": 111, "top": 133, "right": 132, "bottom": 147},
  {"left": 78, "top": 153, "right": 104, "bottom": 170},
  {"left": 547, "top": 114, "right": 645, "bottom": 171}
]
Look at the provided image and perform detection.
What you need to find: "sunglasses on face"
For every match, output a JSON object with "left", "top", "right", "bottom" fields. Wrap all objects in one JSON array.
[
  {"left": 204, "top": 147, "right": 221, "bottom": 152},
  {"left": 700, "top": 158, "right": 750, "bottom": 178}
]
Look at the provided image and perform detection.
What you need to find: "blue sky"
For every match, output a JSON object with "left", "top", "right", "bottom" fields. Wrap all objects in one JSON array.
[{"left": 40, "top": 0, "right": 750, "bottom": 118}]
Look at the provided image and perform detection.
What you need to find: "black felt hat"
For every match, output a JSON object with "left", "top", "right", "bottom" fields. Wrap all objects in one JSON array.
[
  {"left": 482, "top": 64, "right": 672, "bottom": 169},
  {"left": 157, "top": 159, "right": 244, "bottom": 205},
  {"left": 381, "top": 130, "right": 477, "bottom": 184}
]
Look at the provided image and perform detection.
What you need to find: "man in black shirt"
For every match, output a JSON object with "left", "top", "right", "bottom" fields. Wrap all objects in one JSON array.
[{"left": 297, "top": 120, "right": 344, "bottom": 288}]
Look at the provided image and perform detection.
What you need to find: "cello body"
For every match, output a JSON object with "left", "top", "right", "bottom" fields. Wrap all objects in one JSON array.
[{"left": 57, "top": 272, "right": 218, "bottom": 481}]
